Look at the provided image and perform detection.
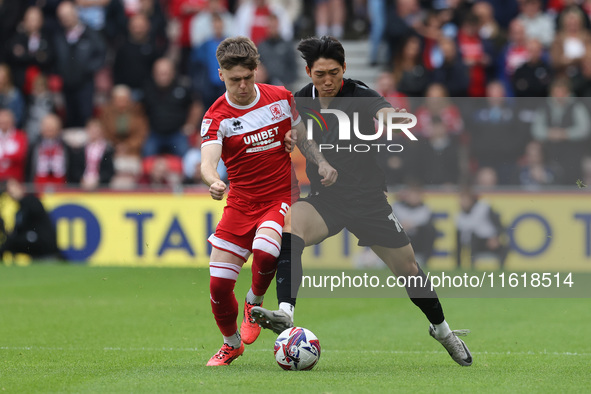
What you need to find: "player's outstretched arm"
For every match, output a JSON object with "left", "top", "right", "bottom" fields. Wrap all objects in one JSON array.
[
  {"left": 292, "top": 122, "right": 338, "bottom": 187},
  {"left": 201, "top": 144, "right": 227, "bottom": 200}
]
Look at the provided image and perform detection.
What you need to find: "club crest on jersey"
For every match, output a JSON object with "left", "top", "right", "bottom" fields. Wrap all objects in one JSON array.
[
  {"left": 232, "top": 119, "right": 243, "bottom": 131},
  {"left": 269, "top": 103, "right": 284, "bottom": 121}
]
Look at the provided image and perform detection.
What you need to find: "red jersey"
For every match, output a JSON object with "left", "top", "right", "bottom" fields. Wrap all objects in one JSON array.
[
  {"left": 504, "top": 44, "right": 529, "bottom": 76},
  {"left": 0, "top": 129, "right": 28, "bottom": 181},
  {"left": 250, "top": 5, "right": 272, "bottom": 44},
  {"left": 169, "top": 0, "right": 209, "bottom": 47},
  {"left": 201, "top": 83, "right": 300, "bottom": 202},
  {"left": 457, "top": 31, "right": 487, "bottom": 97}
]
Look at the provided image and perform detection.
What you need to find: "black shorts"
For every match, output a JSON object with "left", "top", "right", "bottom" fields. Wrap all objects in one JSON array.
[{"left": 299, "top": 192, "right": 410, "bottom": 248}]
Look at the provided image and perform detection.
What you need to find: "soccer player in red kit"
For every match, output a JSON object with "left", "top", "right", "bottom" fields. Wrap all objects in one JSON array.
[{"left": 200, "top": 36, "right": 336, "bottom": 366}]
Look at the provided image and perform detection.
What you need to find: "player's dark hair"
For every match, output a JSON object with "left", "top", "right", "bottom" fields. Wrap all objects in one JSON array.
[
  {"left": 297, "top": 36, "right": 345, "bottom": 69},
  {"left": 216, "top": 36, "right": 259, "bottom": 70}
]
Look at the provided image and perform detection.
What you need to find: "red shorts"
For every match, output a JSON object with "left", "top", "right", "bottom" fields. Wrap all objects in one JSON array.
[{"left": 208, "top": 194, "right": 292, "bottom": 262}]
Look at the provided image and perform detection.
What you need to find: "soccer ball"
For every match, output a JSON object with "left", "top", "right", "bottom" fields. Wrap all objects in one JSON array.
[{"left": 274, "top": 327, "right": 321, "bottom": 371}]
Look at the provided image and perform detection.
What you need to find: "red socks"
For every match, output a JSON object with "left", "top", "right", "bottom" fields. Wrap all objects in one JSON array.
[
  {"left": 209, "top": 233, "right": 281, "bottom": 336},
  {"left": 251, "top": 234, "right": 281, "bottom": 296},
  {"left": 209, "top": 262, "right": 240, "bottom": 336}
]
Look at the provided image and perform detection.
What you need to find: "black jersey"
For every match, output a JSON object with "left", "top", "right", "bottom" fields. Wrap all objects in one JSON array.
[{"left": 294, "top": 78, "right": 392, "bottom": 202}]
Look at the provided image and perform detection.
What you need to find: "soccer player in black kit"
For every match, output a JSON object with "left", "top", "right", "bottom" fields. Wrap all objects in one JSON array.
[{"left": 252, "top": 36, "right": 472, "bottom": 366}]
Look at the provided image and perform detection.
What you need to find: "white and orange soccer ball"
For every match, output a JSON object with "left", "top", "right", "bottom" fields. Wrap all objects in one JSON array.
[{"left": 274, "top": 327, "right": 321, "bottom": 371}]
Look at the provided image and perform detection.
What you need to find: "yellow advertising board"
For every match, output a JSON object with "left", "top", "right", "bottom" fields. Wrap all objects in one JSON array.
[
  {"left": 303, "top": 192, "right": 591, "bottom": 272},
  {"left": 3, "top": 191, "right": 590, "bottom": 271},
  {"left": 40, "top": 193, "right": 223, "bottom": 267}
]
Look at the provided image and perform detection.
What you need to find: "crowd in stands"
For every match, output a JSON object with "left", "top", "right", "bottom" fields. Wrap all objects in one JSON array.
[
  {"left": 375, "top": 0, "right": 591, "bottom": 187},
  {"left": 1, "top": 0, "right": 591, "bottom": 192}
]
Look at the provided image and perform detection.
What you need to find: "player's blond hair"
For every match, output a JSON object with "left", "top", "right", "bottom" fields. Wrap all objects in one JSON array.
[{"left": 216, "top": 36, "right": 259, "bottom": 71}]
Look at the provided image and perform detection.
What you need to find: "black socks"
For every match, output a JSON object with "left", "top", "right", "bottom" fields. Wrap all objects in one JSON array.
[{"left": 276, "top": 233, "right": 305, "bottom": 307}]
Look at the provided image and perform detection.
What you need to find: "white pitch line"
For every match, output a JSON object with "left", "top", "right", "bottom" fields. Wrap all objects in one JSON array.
[{"left": 1, "top": 346, "right": 590, "bottom": 357}]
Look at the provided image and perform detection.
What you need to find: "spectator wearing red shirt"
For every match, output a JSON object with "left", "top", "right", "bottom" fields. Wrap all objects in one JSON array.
[
  {"left": 496, "top": 18, "right": 529, "bottom": 96},
  {"left": 25, "top": 113, "right": 81, "bottom": 187},
  {"left": 169, "top": 0, "right": 209, "bottom": 75},
  {"left": 457, "top": 13, "right": 491, "bottom": 97},
  {"left": 0, "top": 109, "right": 28, "bottom": 182},
  {"left": 414, "top": 83, "right": 463, "bottom": 139},
  {"left": 235, "top": 0, "right": 292, "bottom": 45}
]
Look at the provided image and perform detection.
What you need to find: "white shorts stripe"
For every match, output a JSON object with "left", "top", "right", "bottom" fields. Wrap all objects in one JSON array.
[
  {"left": 209, "top": 262, "right": 241, "bottom": 281},
  {"left": 258, "top": 220, "right": 282, "bottom": 237},
  {"left": 252, "top": 234, "right": 281, "bottom": 257},
  {"left": 208, "top": 234, "right": 251, "bottom": 261}
]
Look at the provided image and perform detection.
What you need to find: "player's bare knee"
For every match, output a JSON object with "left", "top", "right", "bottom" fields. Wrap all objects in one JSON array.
[
  {"left": 401, "top": 259, "right": 419, "bottom": 277},
  {"left": 283, "top": 211, "right": 292, "bottom": 233},
  {"left": 390, "top": 258, "right": 418, "bottom": 277},
  {"left": 290, "top": 219, "right": 312, "bottom": 244}
]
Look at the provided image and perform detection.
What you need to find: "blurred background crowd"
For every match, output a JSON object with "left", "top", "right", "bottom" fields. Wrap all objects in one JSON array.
[{"left": 1, "top": 0, "right": 591, "bottom": 192}]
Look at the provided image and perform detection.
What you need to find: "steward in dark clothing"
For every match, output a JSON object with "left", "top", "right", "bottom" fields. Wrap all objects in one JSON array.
[
  {"left": 53, "top": 2, "right": 105, "bottom": 127},
  {"left": 0, "top": 179, "right": 60, "bottom": 260}
]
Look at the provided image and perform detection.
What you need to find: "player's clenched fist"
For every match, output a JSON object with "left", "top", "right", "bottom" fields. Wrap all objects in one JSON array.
[
  {"left": 209, "top": 180, "right": 227, "bottom": 200},
  {"left": 284, "top": 129, "right": 296, "bottom": 152},
  {"left": 318, "top": 161, "right": 338, "bottom": 187}
]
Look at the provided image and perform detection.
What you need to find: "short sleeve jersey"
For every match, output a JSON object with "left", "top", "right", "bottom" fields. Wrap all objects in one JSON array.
[
  {"left": 201, "top": 83, "right": 301, "bottom": 201},
  {"left": 294, "top": 78, "right": 392, "bottom": 201}
]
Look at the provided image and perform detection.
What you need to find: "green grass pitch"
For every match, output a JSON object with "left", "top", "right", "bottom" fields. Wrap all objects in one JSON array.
[{"left": 1, "top": 265, "right": 590, "bottom": 393}]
